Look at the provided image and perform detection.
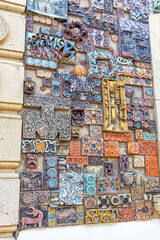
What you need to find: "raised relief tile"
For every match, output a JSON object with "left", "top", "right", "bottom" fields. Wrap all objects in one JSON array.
[
  {"left": 118, "top": 205, "right": 136, "bottom": 222},
  {"left": 119, "top": 155, "right": 129, "bottom": 170},
  {"left": 135, "top": 200, "right": 154, "bottom": 220},
  {"left": 120, "top": 170, "right": 136, "bottom": 188},
  {"left": 104, "top": 142, "right": 120, "bottom": 157},
  {"left": 19, "top": 206, "right": 48, "bottom": 229},
  {"left": 82, "top": 137, "right": 104, "bottom": 156},
  {"left": 143, "top": 177, "right": 160, "bottom": 193},
  {"left": 98, "top": 194, "right": 131, "bottom": 208},
  {"left": 131, "top": 187, "right": 144, "bottom": 201},
  {"left": 84, "top": 173, "right": 96, "bottom": 197},
  {"left": 23, "top": 95, "right": 71, "bottom": 141},
  {"left": 97, "top": 177, "right": 120, "bottom": 194},
  {"left": 103, "top": 133, "right": 133, "bottom": 142},
  {"left": 66, "top": 156, "right": 88, "bottom": 165},
  {"left": 85, "top": 209, "right": 119, "bottom": 224},
  {"left": 135, "top": 129, "right": 143, "bottom": 140},
  {"left": 72, "top": 127, "right": 80, "bottom": 138},
  {"left": 69, "top": 141, "right": 81, "bottom": 156},
  {"left": 27, "top": 0, "right": 68, "bottom": 20},
  {"left": 26, "top": 153, "right": 37, "bottom": 171},
  {"left": 71, "top": 109, "right": 84, "bottom": 126},
  {"left": 44, "top": 155, "right": 58, "bottom": 190},
  {"left": 90, "top": 126, "right": 102, "bottom": 138},
  {"left": 84, "top": 109, "right": 103, "bottom": 125},
  {"left": 127, "top": 142, "right": 139, "bottom": 154},
  {"left": 146, "top": 156, "right": 159, "bottom": 177},
  {"left": 20, "top": 172, "right": 43, "bottom": 191},
  {"left": 20, "top": 191, "right": 50, "bottom": 206},
  {"left": 49, "top": 207, "right": 84, "bottom": 227},
  {"left": 102, "top": 79, "right": 128, "bottom": 133},
  {"left": 105, "top": 162, "right": 113, "bottom": 175},
  {"left": 59, "top": 170, "right": 83, "bottom": 205},
  {"left": 84, "top": 197, "right": 98, "bottom": 209},
  {"left": 138, "top": 140, "right": 158, "bottom": 155},
  {"left": 133, "top": 155, "right": 145, "bottom": 168}
]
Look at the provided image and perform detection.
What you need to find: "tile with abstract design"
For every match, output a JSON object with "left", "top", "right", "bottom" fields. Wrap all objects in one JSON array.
[
  {"left": 69, "top": 141, "right": 81, "bottom": 156},
  {"left": 20, "top": 172, "right": 43, "bottom": 191},
  {"left": 48, "top": 206, "right": 84, "bottom": 227},
  {"left": 133, "top": 155, "right": 145, "bottom": 168},
  {"left": 59, "top": 170, "right": 83, "bottom": 205},
  {"left": 131, "top": 187, "right": 145, "bottom": 201},
  {"left": 120, "top": 170, "right": 136, "bottom": 188},
  {"left": 146, "top": 156, "right": 159, "bottom": 177},
  {"left": 20, "top": 190, "right": 50, "bottom": 206},
  {"left": 138, "top": 140, "right": 158, "bottom": 155},
  {"left": 97, "top": 177, "right": 120, "bottom": 195},
  {"left": 143, "top": 177, "right": 160, "bottom": 193},
  {"left": 118, "top": 204, "right": 136, "bottom": 222},
  {"left": 104, "top": 141, "right": 120, "bottom": 157},
  {"left": 82, "top": 137, "right": 104, "bottom": 156},
  {"left": 19, "top": 206, "right": 48, "bottom": 229},
  {"left": 103, "top": 133, "right": 133, "bottom": 142},
  {"left": 135, "top": 200, "right": 154, "bottom": 220},
  {"left": 84, "top": 197, "right": 98, "bottom": 209},
  {"left": 90, "top": 126, "right": 102, "bottom": 138},
  {"left": 143, "top": 132, "right": 157, "bottom": 141},
  {"left": 66, "top": 156, "right": 88, "bottom": 165},
  {"left": 85, "top": 209, "right": 119, "bottom": 224},
  {"left": 127, "top": 142, "right": 139, "bottom": 154},
  {"left": 84, "top": 109, "right": 103, "bottom": 125},
  {"left": 98, "top": 194, "right": 131, "bottom": 208},
  {"left": 84, "top": 173, "right": 96, "bottom": 197},
  {"left": 44, "top": 155, "right": 58, "bottom": 190}
]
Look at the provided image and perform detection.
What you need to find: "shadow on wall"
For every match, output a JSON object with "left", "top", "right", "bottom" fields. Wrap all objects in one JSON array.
[{"left": 18, "top": 219, "right": 160, "bottom": 240}]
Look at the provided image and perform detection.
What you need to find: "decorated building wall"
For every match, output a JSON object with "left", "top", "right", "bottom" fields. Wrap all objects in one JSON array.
[{"left": 1, "top": 0, "right": 160, "bottom": 239}]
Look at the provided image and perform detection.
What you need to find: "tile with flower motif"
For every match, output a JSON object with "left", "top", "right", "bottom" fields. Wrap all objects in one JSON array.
[
  {"left": 135, "top": 200, "right": 154, "bottom": 220},
  {"left": 82, "top": 137, "right": 104, "bottom": 156},
  {"left": 97, "top": 177, "right": 120, "bottom": 195},
  {"left": 104, "top": 142, "right": 120, "bottom": 157}
]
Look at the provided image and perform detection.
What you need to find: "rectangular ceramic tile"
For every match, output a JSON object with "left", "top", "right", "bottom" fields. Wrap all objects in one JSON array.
[
  {"left": 85, "top": 209, "right": 119, "bottom": 224},
  {"left": 69, "top": 141, "right": 81, "bottom": 156},
  {"left": 82, "top": 137, "right": 104, "bottom": 156},
  {"left": 103, "top": 133, "right": 133, "bottom": 142},
  {"left": 97, "top": 177, "right": 120, "bottom": 194},
  {"left": 66, "top": 156, "right": 88, "bottom": 165},
  {"left": 84, "top": 173, "right": 96, "bottom": 197},
  {"left": 104, "top": 142, "right": 120, "bottom": 157},
  {"left": 146, "top": 156, "right": 159, "bottom": 176}
]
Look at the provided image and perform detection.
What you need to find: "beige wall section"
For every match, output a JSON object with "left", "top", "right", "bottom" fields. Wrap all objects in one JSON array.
[
  {"left": 149, "top": 14, "right": 160, "bottom": 215},
  {"left": 149, "top": 14, "right": 160, "bottom": 160},
  {"left": 0, "top": 10, "right": 25, "bottom": 60},
  {"left": 0, "top": 0, "right": 26, "bottom": 238},
  {"left": 0, "top": 0, "right": 26, "bottom": 14},
  {"left": 0, "top": 59, "right": 24, "bottom": 111}
]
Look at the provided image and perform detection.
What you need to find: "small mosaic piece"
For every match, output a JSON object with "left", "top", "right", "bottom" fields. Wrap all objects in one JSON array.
[
  {"left": 44, "top": 155, "right": 58, "bottom": 190},
  {"left": 84, "top": 197, "right": 98, "bottom": 209},
  {"left": 102, "top": 80, "right": 128, "bottom": 133},
  {"left": 105, "top": 162, "right": 113, "bottom": 176},
  {"left": 84, "top": 109, "right": 103, "bottom": 125},
  {"left": 120, "top": 170, "right": 136, "bottom": 188},
  {"left": 49, "top": 207, "right": 84, "bottom": 227},
  {"left": 69, "top": 141, "right": 81, "bottom": 156},
  {"left": 90, "top": 126, "right": 102, "bottom": 138},
  {"left": 133, "top": 155, "right": 145, "bottom": 168},
  {"left": 104, "top": 142, "right": 120, "bottom": 157},
  {"left": 131, "top": 187, "right": 144, "bottom": 201},
  {"left": 138, "top": 140, "right": 158, "bottom": 156},
  {"left": 26, "top": 153, "right": 37, "bottom": 171},
  {"left": 66, "top": 156, "right": 88, "bottom": 165},
  {"left": 97, "top": 177, "right": 120, "bottom": 195},
  {"left": 20, "top": 172, "right": 43, "bottom": 191},
  {"left": 135, "top": 200, "right": 154, "bottom": 220},
  {"left": 85, "top": 209, "right": 119, "bottom": 224},
  {"left": 143, "top": 177, "right": 160, "bottom": 193},
  {"left": 59, "top": 170, "right": 83, "bottom": 205},
  {"left": 146, "top": 156, "right": 159, "bottom": 177},
  {"left": 19, "top": 206, "right": 48, "bottom": 229},
  {"left": 98, "top": 194, "right": 131, "bottom": 208},
  {"left": 71, "top": 109, "right": 84, "bottom": 126},
  {"left": 82, "top": 137, "right": 104, "bottom": 157},
  {"left": 127, "top": 142, "right": 139, "bottom": 155},
  {"left": 135, "top": 129, "right": 143, "bottom": 140},
  {"left": 119, "top": 155, "right": 129, "bottom": 170},
  {"left": 84, "top": 173, "right": 96, "bottom": 197},
  {"left": 118, "top": 205, "right": 136, "bottom": 222},
  {"left": 103, "top": 133, "right": 133, "bottom": 142}
]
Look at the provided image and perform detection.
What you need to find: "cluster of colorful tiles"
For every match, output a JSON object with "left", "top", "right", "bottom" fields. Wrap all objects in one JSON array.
[{"left": 19, "top": 0, "right": 160, "bottom": 230}]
